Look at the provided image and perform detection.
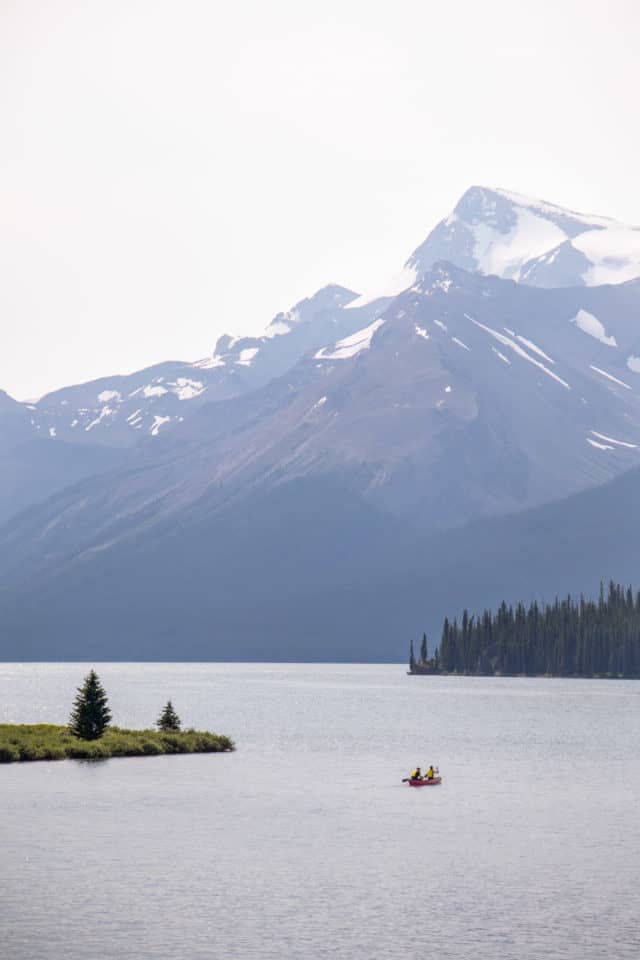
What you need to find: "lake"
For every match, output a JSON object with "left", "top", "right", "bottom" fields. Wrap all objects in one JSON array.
[{"left": 1, "top": 663, "right": 639, "bottom": 959}]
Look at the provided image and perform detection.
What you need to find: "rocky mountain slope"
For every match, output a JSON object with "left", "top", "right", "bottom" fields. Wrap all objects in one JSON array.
[
  {"left": 29, "top": 284, "right": 378, "bottom": 447},
  {"left": 0, "top": 284, "right": 382, "bottom": 520}
]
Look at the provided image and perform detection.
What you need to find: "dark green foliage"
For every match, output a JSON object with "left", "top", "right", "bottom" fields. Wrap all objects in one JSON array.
[
  {"left": 0, "top": 744, "right": 19, "bottom": 762},
  {"left": 433, "top": 581, "right": 640, "bottom": 678},
  {"left": 420, "top": 633, "right": 428, "bottom": 662},
  {"left": 0, "top": 724, "right": 235, "bottom": 762},
  {"left": 69, "top": 670, "right": 112, "bottom": 740},
  {"left": 157, "top": 700, "right": 181, "bottom": 732},
  {"left": 409, "top": 632, "right": 437, "bottom": 674}
]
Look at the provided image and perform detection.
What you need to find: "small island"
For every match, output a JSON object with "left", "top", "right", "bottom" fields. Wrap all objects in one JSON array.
[
  {"left": 0, "top": 671, "right": 234, "bottom": 763},
  {"left": 410, "top": 581, "right": 640, "bottom": 679}
]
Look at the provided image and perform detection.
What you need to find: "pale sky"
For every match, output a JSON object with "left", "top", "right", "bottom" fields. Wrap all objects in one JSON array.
[{"left": 1, "top": 0, "right": 639, "bottom": 399}]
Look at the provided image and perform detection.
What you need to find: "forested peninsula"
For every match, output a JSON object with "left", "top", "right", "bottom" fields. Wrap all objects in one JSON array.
[{"left": 410, "top": 582, "right": 640, "bottom": 678}]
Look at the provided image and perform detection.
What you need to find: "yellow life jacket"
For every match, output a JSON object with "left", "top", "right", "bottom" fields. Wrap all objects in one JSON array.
[
  {"left": 410, "top": 768, "right": 420, "bottom": 780},
  {"left": 426, "top": 767, "right": 434, "bottom": 779}
]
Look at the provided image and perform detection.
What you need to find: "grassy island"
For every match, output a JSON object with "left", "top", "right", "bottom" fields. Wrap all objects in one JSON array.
[{"left": 0, "top": 724, "right": 234, "bottom": 763}]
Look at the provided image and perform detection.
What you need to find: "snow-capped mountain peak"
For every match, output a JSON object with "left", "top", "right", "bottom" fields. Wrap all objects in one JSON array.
[{"left": 407, "top": 185, "right": 640, "bottom": 289}]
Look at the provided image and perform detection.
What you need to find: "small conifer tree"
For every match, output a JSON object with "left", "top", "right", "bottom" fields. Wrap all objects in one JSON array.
[
  {"left": 157, "top": 700, "right": 181, "bottom": 732},
  {"left": 69, "top": 670, "right": 112, "bottom": 740}
]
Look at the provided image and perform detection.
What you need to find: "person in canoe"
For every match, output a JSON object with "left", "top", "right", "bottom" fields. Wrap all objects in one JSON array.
[
  {"left": 425, "top": 765, "right": 436, "bottom": 780},
  {"left": 409, "top": 766, "right": 423, "bottom": 781}
]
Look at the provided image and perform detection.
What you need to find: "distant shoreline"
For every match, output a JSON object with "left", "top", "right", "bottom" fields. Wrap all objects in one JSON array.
[{"left": 408, "top": 668, "right": 639, "bottom": 680}]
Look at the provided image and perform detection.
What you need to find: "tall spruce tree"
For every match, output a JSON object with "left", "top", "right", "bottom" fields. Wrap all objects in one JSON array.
[
  {"left": 157, "top": 700, "right": 181, "bottom": 732},
  {"left": 409, "top": 639, "right": 416, "bottom": 672},
  {"left": 420, "top": 633, "right": 428, "bottom": 662},
  {"left": 69, "top": 670, "right": 112, "bottom": 740}
]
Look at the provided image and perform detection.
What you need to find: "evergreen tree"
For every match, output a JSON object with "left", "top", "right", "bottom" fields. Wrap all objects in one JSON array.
[
  {"left": 409, "top": 639, "right": 416, "bottom": 672},
  {"left": 420, "top": 633, "right": 428, "bottom": 662},
  {"left": 157, "top": 700, "right": 181, "bottom": 732},
  {"left": 69, "top": 670, "right": 112, "bottom": 740}
]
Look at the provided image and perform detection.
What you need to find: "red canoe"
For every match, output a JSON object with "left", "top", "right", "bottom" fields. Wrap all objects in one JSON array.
[{"left": 408, "top": 777, "right": 442, "bottom": 787}]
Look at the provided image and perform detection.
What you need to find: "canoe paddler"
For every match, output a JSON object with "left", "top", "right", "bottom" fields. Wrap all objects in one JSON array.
[
  {"left": 410, "top": 766, "right": 422, "bottom": 781},
  {"left": 426, "top": 765, "right": 435, "bottom": 780}
]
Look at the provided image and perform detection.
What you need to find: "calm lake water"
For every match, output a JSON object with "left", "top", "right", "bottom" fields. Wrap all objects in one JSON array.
[{"left": 1, "top": 663, "right": 639, "bottom": 960}]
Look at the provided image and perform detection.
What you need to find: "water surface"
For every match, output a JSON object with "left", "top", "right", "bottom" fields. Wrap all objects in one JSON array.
[{"left": 1, "top": 664, "right": 639, "bottom": 959}]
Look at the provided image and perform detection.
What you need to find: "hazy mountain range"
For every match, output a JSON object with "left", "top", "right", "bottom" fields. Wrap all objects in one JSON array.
[{"left": 2, "top": 186, "right": 640, "bottom": 660}]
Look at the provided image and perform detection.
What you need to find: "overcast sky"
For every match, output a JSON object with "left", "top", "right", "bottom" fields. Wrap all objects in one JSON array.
[{"left": 1, "top": 0, "right": 639, "bottom": 399}]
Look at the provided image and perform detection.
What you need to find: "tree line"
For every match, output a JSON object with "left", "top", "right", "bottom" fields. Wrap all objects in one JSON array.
[{"left": 410, "top": 581, "right": 640, "bottom": 678}]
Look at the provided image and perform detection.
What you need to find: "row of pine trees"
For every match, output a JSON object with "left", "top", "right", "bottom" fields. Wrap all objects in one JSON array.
[{"left": 412, "top": 581, "right": 640, "bottom": 678}]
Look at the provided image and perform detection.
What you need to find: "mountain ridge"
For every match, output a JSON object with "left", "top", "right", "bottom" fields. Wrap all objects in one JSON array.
[{"left": 2, "top": 186, "right": 640, "bottom": 659}]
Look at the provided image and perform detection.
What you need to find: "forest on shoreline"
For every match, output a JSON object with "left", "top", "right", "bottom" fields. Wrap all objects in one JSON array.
[{"left": 410, "top": 581, "right": 640, "bottom": 678}]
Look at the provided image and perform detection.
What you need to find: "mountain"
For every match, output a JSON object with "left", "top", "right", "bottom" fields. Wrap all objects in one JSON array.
[
  {"left": 0, "top": 284, "right": 383, "bottom": 522},
  {"left": 2, "top": 185, "right": 640, "bottom": 659},
  {"left": 408, "top": 186, "right": 640, "bottom": 289},
  {"left": 30, "top": 284, "right": 375, "bottom": 448},
  {"left": 2, "top": 262, "right": 640, "bottom": 658}
]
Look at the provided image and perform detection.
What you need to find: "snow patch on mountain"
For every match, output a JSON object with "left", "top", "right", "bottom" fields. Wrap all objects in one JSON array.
[
  {"left": 515, "top": 335, "right": 555, "bottom": 364},
  {"left": 129, "top": 384, "right": 169, "bottom": 399},
  {"left": 467, "top": 314, "right": 570, "bottom": 389},
  {"left": 315, "top": 318, "right": 385, "bottom": 360},
  {"left": 85, "top": 406, "right": 114, "bottom": 431},
  {"left": 263, "top": 321, "right": 291, "bottom": 338},
  {"left": 590, "top": 430, "right": 637, "bottom": 449},
  {"left": 169, "top": 378, "right": 205, "bottom": 400},
  {"left": 97, "top": 390, "right": 121, "bottom": 403},
  {"left": 492, "top": 348, "right": 511, "bottom": 365},
  {"left": 471, "top": 208, "right": 567, "bottom": 280},
  {"left": 587, "top": 437, "right": 614, "bottom": 451},
  {"left": 487, "top": 188, "right": 615, "bottom": 228},
  {"left": 344, "top": 266, "right": 416, "bottom": 310},
  {"left": 193, "top": 355, "right": 226, "bottom": 370},
  {"left": 235, "top": 348, "right": 260, "bottom": 367},
  {"left": 589, "top": 366, "right": 631, "bottom": 390},
  {"left": 571, "top": 309, "right": 617, "bottom": 347},
  {"left": 572, "top": 228, "right": 640, "bottom": 285},
  {"left": 309, "top": 396, "right": 328, "bottom": 415},
  {"left": 150, "top": 415, "right": 171, "bottom": 436}
]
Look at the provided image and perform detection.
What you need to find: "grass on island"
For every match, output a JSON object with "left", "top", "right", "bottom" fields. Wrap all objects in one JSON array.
[{"left": 0, "top": 724, "right": 235, "bottom": 763}]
